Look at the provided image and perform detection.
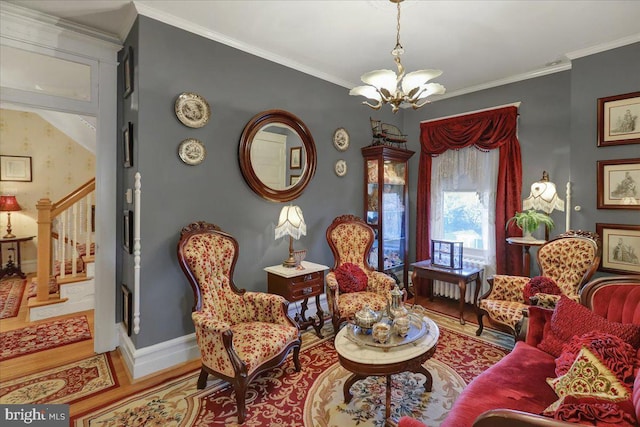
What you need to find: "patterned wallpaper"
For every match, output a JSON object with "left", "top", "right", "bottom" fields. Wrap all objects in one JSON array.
[{"left": 0, "top": 109, "right": 95, "bottom": 270}]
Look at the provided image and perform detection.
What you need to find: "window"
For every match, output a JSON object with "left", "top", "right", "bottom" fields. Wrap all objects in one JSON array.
[
  {"left": 443, "top": 191, "right": 487, "bottom": 250},
  {"left": 430, "top": 146, "right": 498, "bottom": 275}
]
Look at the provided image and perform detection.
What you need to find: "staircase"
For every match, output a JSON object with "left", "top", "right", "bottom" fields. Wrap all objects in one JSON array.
[{"left": 29, "top": 179, "right": 96, "bottom": 321}]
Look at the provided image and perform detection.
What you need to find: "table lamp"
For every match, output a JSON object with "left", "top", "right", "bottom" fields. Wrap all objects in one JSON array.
[
  {"left": 275, "top": 205, "right": 306, "bottom": 268},
  {"left": 0, "top": 195, "right": 22, "bottom": 238},
  {"left": 522, "top": 171, "right": 564, "bottom": 240}
]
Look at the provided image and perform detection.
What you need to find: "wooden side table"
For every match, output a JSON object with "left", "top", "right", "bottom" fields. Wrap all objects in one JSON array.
[
  {"left": 0, "top": 235, "right": 35, "bottom": 280},
  {"left": 411, "top": 260, "right": 483, "bottom": 325},
  {"left": 265, "top": 261, "right": 329, "bottom": 337},
  {"left": 506, "top": 237, "right": 546, "bottom": 277}
]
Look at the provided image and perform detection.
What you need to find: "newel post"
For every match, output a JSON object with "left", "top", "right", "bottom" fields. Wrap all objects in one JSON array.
[{"left": 36, "top": 198, "right": 53, "bottom": 302}]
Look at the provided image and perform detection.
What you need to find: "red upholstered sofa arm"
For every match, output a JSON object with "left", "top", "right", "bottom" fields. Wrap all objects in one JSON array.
[{"left": 523, "top": 305, "right": 554, "bottom": 347}]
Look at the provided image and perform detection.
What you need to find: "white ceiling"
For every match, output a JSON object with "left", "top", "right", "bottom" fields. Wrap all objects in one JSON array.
[{"left": 5, "top": 0, "right": 640, "bottom": 99}]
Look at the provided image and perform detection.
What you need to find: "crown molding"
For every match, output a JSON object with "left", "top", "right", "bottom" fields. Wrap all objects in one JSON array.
[
  {"left": 0, "top": 2, "right": 122, "bottom": 49},
  {"left": 566, "top": 33, "right": 640, "bottom": 60},
  {"left": 132, "top": 1, "right": 354, "bottom": 89}
]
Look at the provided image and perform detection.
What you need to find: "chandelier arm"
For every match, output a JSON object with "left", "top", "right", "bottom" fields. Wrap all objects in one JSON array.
[
  {"left": 410, "top": 98, "right": 433, "bottom": 110},
  {"left": 362, "top": 100, "right": 383, "bottom": 110}
]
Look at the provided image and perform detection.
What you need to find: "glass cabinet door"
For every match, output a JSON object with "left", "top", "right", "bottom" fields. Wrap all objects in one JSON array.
[{"left": 363, "top": 146, "right": 414, "bottom": 287}]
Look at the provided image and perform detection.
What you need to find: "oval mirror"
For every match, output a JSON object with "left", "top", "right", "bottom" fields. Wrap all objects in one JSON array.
[{"left": 239, "top": 110, "right": 317, "bottom": 202}]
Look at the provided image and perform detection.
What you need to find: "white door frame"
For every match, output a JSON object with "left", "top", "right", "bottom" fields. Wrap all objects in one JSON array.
[{"left": 1, "top": 3, "right": 121, "bottom": 353}]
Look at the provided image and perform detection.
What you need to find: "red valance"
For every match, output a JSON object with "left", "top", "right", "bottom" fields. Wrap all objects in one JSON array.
[{"left": 416, "top": 106, "right": 523, "bottom": 275}]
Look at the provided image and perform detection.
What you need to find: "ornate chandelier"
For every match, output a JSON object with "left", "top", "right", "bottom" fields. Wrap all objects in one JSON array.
[{"left": 349, "top": 0, "right": 445, "bottom": 113}]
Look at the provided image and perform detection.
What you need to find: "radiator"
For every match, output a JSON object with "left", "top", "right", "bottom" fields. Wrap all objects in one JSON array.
[{"left": 431, "top": 256, "right": 490, "bottom": 303}]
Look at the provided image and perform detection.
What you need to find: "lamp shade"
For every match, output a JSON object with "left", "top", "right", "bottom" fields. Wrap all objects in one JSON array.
[
  {"left": 522, "top": 172, "right": 564, "bottom": 214},
  {"left": 0, "top": 195, "right": 21, "bottom": 212},
  {"left": 275, "top": 205, "right": 306, "bottom": 240}
]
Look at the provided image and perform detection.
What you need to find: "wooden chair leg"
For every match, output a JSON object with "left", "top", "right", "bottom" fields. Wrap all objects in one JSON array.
[
  {"left": 197, "top": 367, "right": 208, "bottom": 389},
  {"left": 293, "top": 344, "right": 301, "bottom": 372},
  {"left": 235, "top": 380, "right": 249, "bottom": 423},
  {"left": 476, "top": 312, "right": 485, "bottom": 336},
  {"left": 332, "top": 314, "right": 341, "bottom": 335}
]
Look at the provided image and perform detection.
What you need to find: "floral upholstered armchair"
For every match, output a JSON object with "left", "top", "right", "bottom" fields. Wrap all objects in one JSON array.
[
  {"left": 177, "top": 221, "right": 301, "bottom": 423},
  {"left": 476, "top": 230, "right": 601, "bottom": 338},
  {"left": 325, "top": 214, "right": 397, "bottom": 333}
]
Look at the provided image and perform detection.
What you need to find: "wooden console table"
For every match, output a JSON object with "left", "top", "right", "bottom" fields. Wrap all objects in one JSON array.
[
  {"left": 265, "top": 261, "right": 329, "bottom": 337},
  {"left": 411, "top": 260, "right": 483, "bottom": 325},
  {"left": 0, "top": 235, "right": 35, "bottom": 280}
]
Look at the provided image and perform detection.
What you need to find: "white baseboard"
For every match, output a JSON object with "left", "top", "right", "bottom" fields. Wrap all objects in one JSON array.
[
  {"left": 118, "top": 324, "right": 200, "bottom": 380},
  {"left": 20, "top": 259, "right": 36, "bottom": 274},
  {"left": 117, "top": 293, "right": 328, "bottom": 380}
]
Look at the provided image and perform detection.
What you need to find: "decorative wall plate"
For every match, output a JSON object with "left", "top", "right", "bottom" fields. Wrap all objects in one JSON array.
[
  {"left": 335, "top": 159, "right": 347, "bottom": 177},
  {"left": 175, "top": 92, "right": 211, "bottom": 128},
  {"left": 333, "top": 127, "right": 350, "bottom": 151},
  {"left": 178, "top": 138, "right": 206, "bottom": 165}
]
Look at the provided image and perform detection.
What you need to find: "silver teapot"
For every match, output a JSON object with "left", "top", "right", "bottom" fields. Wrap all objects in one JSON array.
[
  {"left": 354, "top": 304, "right": 382, "bottom": 331},
  {"left": 388, "top": 284, "right": 409, "bottom": 319}
]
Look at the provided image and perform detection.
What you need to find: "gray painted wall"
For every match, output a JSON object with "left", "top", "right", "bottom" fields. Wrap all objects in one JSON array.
[
  {"left": 121, "top": 15, "right": 639, "bottom": 348},
  {"left": 120, "top": 17, "right": 401, "bottom": 347}
]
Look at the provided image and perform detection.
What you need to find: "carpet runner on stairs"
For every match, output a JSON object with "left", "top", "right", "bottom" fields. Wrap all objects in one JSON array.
[{"left": 0, "top": 278, "right": 26, "bottom": 319}]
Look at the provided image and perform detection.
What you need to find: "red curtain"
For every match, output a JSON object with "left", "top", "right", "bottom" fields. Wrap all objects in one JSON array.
[{"left": 416, "top": 105, "right": 522, "bottom": 275}]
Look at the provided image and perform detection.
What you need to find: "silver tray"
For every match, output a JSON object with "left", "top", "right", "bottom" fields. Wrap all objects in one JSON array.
[{"left": 345, "top": 314, "right": 428, "bottom": 349}]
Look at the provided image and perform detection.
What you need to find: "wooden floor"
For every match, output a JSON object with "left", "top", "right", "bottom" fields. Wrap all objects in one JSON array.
[{"left": 0, "top": 277, "right": 483, "bottom": 417}]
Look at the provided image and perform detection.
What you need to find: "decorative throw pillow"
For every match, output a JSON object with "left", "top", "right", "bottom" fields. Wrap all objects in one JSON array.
[
  {"left": 555, "top": 331, "right": 637, "bottom": 388},
  {"left": 335, "top": 263, "right": 368, "bottom": 294},
  {"left": 523, "top": 276, "right": 561, "bottom": 301},
  {"left": 543, "top": 346, "right": 630, "bottom": 416},
  {"left": 537, "top": 296, "right": 640, "bottom": 358}
]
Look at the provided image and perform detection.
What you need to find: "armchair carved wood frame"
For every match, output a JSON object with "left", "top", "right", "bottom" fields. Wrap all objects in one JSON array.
[
  {"left": 177, "top": 221, "right": 301, "bottom": 423},
  {"left": 476, "top": 230, "right": 601, "bottom": 339},
  {"left": 325, "top": 214, "right": 397, "bottom": 334}
]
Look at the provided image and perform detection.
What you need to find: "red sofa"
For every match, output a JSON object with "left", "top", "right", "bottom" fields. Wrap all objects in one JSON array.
[{"left": 398, "top": 275, "right": 640, "bottom": 427}]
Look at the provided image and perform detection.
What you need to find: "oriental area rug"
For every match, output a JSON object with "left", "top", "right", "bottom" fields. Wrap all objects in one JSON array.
[
  {"left": 0, "top": 353, "right": 117, "bottom": 405},
  {"left": 73, "top": 308, "right": 512, "bottom": 427},
  {"left": 0, "top": 315, "right": 92, "bottom": 361},
  {"left": 0, "top": 278, "right": 26, "bottom": 319}
]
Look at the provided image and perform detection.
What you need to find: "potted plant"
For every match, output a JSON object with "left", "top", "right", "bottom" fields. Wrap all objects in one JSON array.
[{"left": 506, "top": 209, "right": 554, "bottom": 240}]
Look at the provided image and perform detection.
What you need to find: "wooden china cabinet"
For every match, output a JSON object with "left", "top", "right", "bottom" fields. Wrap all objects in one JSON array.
[{"left": 362, "top": 145, "right": 415, "bottom": 288}]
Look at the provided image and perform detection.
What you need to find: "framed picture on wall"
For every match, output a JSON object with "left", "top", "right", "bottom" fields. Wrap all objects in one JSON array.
[
  {"left": 596, "top": 222, "right": 640, "bottom": 274},
  {"left": 121, "top": 284, "right": 132, "bottom": 336},
  {"left": 0, "top": 155, "right": 32, "bottom": 182},
  {"left": 123, "top": 122, "right": 133, "bottom": 168},
  {"left": 597, "top": 158, "right": 640, "bottom": 209},
  {"left": 289, "top": 174, "right": 300, "bottom": 186},
  {"left": 123, "top": 210, "right": 133, "bottom": 254},
  {"left": 123, "top": 46, "right": 134, "bottom": 98},
  {"left": 597, "top": 91, "right": 640, "bottom": 146},
  {"left": 290, "top": 147, "right": 301, "bottom": 169}
]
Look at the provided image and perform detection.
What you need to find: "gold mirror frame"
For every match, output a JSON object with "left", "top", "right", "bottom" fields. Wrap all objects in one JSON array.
[{"left": 239, "top": 109, "right": 317, "bottom": 202}]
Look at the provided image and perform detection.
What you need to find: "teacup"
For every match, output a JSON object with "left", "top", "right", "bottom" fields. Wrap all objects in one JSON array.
[
  {"left": 372, "top": 322, "right": 391, "bottom": 344},
  {"left": 393, "top": 316, "right": 410, "bottom": 337}
]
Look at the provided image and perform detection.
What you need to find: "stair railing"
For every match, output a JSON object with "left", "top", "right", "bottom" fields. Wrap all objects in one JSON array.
[{"left": 35, "top": 178, "right": 95, "bottom": 302}]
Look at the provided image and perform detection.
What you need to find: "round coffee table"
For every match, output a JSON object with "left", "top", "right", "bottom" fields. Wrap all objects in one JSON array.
[{"left": 334, "top": 316, "right": 439, "bottom": 425}]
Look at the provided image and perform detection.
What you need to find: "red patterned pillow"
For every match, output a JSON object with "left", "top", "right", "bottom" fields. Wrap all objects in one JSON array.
[
  {"left": 555, "top": 331, "right": 637, "bottom": 388},
  {"left": 552, "top": 396, "right": 638, "bottom": 426},
  {"left": 538, "top": 296, "right": 640, "bottom": 358},
  {"left": 523, "top": 276, "right": 562, "bottom": 301},
  {"left": 335, "top": 263, "right": 368, "bottom": 293}
]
